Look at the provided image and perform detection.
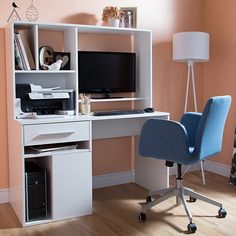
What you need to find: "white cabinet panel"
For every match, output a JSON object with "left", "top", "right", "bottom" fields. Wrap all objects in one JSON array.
[
  {"left": 24, "top": 121, "right": 90, "bottom": 146},
  {"left": 51, "top": 151, "right": 92, "bottom": 220}
]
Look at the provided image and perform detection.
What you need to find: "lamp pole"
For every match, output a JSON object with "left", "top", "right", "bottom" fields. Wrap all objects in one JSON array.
[{"left": 184, "top": 60, "right": 197, "bottom": 113}]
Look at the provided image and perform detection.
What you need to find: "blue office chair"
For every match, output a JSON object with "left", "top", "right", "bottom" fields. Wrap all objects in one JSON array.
[{"left": 138, "top": 95, "right": 231, "bottom": 233}]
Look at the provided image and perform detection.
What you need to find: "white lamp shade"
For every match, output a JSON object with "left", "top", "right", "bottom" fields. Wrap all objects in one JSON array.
[{"left": 173, "top": 32, "right": 209, "bottom": 62}]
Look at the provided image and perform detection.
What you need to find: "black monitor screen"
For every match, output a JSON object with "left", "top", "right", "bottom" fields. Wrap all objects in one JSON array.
[{"left": 78, "top": 51, "right": 136, "bottom": 95}]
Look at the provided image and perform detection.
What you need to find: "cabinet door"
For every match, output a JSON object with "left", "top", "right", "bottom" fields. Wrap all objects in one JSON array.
[{"left": 52, "top": 152, "right": 92, "bottom": 220}]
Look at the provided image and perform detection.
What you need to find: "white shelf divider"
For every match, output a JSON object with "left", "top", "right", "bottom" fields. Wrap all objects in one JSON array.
[
  {"left": 33, "top": 25, "right": 39, "bottom": 70},
  {"left": 14, "top": 70, "right": 76, "bottom": 74},
  {"left": 78, "top": 97, "right": 145, "bottom": 103}
]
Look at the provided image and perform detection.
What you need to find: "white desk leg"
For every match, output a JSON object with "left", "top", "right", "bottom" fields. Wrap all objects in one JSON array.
[{"left": 134, "top": 135, "right": 169, "bottom": 190}]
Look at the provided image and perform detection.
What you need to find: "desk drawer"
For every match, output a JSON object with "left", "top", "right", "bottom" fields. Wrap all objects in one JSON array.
[{"left": 24, "top": 121, "right": 90, "bottom": 146}]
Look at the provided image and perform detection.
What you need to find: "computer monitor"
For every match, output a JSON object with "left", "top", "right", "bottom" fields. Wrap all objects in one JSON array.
[{"left": 78, "top": 51, "right": 136, "bottom": 98}]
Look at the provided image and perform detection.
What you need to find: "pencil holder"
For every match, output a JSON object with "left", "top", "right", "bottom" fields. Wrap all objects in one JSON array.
[{"left": 80, "top": 103, "right": 91, "bottom": 115}]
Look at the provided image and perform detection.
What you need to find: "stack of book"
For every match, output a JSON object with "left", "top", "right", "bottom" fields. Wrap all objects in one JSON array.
[{"left": 14, "top": 30, "right": 36, "bottom": 70}]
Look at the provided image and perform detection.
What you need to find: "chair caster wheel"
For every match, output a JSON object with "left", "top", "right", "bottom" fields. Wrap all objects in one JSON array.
[
  {"left": 138, "top": 212, "right": 147, "bottom": 222},
  {"left": 146, "top": 196, "right": 152, "bottom": 203},
  {"left": 187, "top": 222, "right": 197, "bottom": 233},
  {"left": 189, "top": 197, "right": 197, "bottom": 202},
  {"left": 218, "top": 208, "right": 227, "bottom": 218}
]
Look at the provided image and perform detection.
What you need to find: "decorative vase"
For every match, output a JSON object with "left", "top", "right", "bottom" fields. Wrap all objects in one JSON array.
[{"left": 107, "top": 18, "right": 120, "bottom": 27}]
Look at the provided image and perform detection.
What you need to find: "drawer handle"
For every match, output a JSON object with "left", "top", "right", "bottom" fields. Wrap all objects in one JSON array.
[{"left": 35, "top": 131, "right": 76, "bottom": 138}]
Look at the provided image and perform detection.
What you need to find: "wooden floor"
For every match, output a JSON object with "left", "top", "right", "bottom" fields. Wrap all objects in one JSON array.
[{"left": 0, "top": 171, "right": 236, "bottom": 235}]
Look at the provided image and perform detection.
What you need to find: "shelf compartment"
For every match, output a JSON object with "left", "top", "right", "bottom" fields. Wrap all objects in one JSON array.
[
  {"left": 24, "top": 141, "right": 90, "bottom": 158},
  {"left": 15, "top": 72, "right": 76, "bottom": 91},
  {"left": 38, "top": 28, "right": 77, "bottom": 71},
  {"left": 14, "top": 25, "right": 37, "bottom": 71},
  {"left": 24, "top": 158, "right": 51, "bottom": 222},
  {"left": 24, "top": 148, "right": 90, "bottom": 159}
]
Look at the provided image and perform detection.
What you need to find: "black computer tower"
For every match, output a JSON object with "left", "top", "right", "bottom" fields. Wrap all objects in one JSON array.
[{"left": 25, "top": 161, "right": 47, "bottom": 221}]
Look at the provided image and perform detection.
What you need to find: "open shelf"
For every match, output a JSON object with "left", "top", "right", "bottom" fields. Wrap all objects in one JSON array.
[
  {"left": 24, "top": 148, "right": 90, "bottom": 159},
  {"left": 24, "top": 140, "right": 90, "bottom": 158}
]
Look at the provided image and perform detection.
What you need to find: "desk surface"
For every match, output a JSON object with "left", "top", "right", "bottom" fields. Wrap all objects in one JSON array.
[{"left": 17, "top": 111, "right": 170, "bottom": 125}]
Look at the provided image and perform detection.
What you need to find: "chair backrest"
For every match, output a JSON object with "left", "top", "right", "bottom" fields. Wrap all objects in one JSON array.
[{"left": 194, "top": 95, "right": 231, "bottom": 160}]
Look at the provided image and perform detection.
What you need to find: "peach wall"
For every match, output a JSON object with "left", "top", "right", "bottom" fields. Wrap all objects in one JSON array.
[
  {"left": 153, "top": 0, "right": 204, "bottom": 119},
  {"left": 0, "top": 0, "right": 205, "bottom": 189},
  {"left": 203, "top": 0, "right": 236, "bottom": 165},
  {"left": 93, "top": 137, "right": 132, "bottom": 175},
  {"left": 0, "top": 28, "right": 8, "bottom": 188}
]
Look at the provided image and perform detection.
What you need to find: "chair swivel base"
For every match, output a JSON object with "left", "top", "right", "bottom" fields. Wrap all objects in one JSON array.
[{"left": 138, "top": 178, "right": 227, "bottom": 234}]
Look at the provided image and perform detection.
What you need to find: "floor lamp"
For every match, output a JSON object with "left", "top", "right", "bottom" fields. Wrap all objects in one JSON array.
[
  {"left": 173, "top": 32, "right": 209, "bottom": 112},
  {"left": 173, "top": 31, "right": 209, "bottom": 185}
]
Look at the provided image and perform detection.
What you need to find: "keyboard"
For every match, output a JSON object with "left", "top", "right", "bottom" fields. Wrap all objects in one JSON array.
[{"left": 93, "top": 109, "right": 145, "bottom": 116}]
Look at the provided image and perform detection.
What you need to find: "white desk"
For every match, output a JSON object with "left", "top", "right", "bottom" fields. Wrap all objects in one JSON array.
[
  {"left": 6, "top": 21, "right": 168, "bottom": 227},
  {"left": 21, "top": 111, "right": 170, "bottom": 192},
  {"left": 9, "top": 111, "right": 169, "bottom": 226}
]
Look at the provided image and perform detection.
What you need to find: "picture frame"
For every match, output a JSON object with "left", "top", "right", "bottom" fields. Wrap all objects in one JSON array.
[
  {"left": 53, "top": 52, "right": 70, "bottom": 70},
  {"left": 120, "top": 7, "right": 137, "bottom": 28}
]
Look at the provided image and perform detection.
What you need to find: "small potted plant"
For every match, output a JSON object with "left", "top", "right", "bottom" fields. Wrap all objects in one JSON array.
[{"left": 102, "top": 6, "right": 121, "bottom": 27}]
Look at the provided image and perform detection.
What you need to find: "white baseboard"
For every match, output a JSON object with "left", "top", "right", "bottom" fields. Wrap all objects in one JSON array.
[
  {"left": 0, "top": 188, "right": 9, "bottom": 204},
  {"left": 169, "top": 160, "right": 231, "bottom": 179},
  {"left": 204, "top": 160, "right": 231, "bottom": 177},
  {"left": 93, "top": 170, "right": 134, "bottom": 189}
]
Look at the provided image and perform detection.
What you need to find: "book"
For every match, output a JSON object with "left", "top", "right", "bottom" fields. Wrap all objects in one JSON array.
[
  {"left": 14, "top": 37, "right": 23, "bottom": 70},
  {"left": 14, "top": 33, "right": 30, "bottom": 70},
  {"left": 17, "top": 30, "right": 36, "bottom": 70},
  {"left": 14, "top": 34, "right": 27, "bottom": 70}
]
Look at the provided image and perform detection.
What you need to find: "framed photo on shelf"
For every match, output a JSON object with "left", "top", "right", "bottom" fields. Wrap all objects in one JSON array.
[
  {"left": 120, "top": 7, "right": 137, "bottom": 28},
  {"left": 53, "top": 52, "right": 71, "bottom": 70}
]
